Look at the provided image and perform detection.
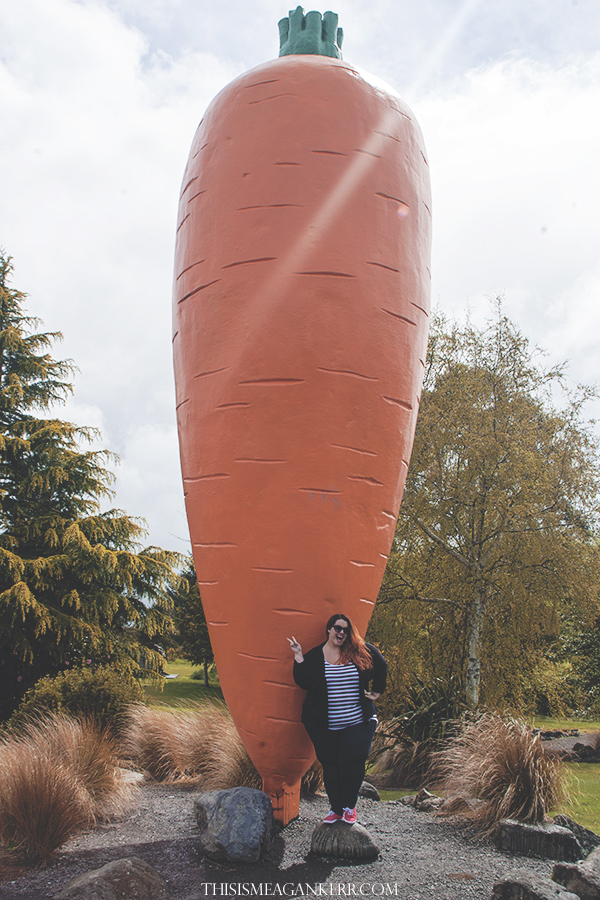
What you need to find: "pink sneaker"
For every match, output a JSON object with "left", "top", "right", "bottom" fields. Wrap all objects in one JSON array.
[
  {"left": 323, "top": 810, "right": 343, "bottom": 824},
  {"left": 342, "top": 807, "right": 357, "bottom": 824}
]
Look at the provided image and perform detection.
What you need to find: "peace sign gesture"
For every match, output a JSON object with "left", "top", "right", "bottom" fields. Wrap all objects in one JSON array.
[{"left": 287, "top": 635, "right": 304, "bottom": 663}]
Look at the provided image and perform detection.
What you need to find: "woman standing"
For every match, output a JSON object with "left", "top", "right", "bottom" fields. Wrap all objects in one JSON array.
[{"left": 288, "top": 613, "right": 387, "bottom": 824}]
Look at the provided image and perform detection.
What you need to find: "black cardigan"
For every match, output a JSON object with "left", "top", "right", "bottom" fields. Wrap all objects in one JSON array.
[{"left": 293, "top": 641, "right": 387, "bottom": 732}]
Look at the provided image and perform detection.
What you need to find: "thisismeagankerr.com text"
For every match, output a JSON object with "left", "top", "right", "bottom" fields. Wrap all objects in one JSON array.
[{"left": 199, "top": 884, "right": 403, "bottom": 896}]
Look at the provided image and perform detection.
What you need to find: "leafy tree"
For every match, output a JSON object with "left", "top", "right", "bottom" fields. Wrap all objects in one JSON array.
[
  {"left": 558, "top": 614, "right": 600, "bottom": 715},
  {"left": 371, "top": 305, "right": 600, "bottom": 709},
  {"left": 0, "top": 252, "right": 182, "bottom": 719},
  {"left": 171, "top": 561, "right": 215, "bottom": 685}
]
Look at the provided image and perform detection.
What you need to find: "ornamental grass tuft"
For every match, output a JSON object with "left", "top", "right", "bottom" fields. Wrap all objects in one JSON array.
[
  {"left": 0, "top": 742, "right": 92, "bottom": 862},
  {"left": 432, "top": 713, "right": 568, "bottom": 832},
  {"left": 125, "top": 701, "right": 322, "bottom": 792},
  {"left": 368, "top": 732, "right": 436, "bottom": 789},
  {"left": 0, "top": 713, "right": 135, "bottom": 861}
]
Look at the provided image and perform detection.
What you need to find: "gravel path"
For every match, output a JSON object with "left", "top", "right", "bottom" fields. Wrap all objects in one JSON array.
[{"left": 1, "top": 786, "right": 557, "bottom": 900}]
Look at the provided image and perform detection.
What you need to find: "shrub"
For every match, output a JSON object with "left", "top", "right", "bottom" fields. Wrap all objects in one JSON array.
[
  {"left": 0, "top": 713, "right": 135, "bottom": 861},
  {"left": 432, "top": 713, "right": 568, "bottom": 832},
  {"left": 395, "top": 675, "right": 467, "bottom": 742},
  {"left": 8, "top": 665, "right": 145, "bottom": 737},
  {"left": 369, "top": 675, "right": 466, "bottom": 788},
  {"left": 125, "top": 702, "right": 323, "bottom": 794},
  {"left": 191, "top": 665, "right": 215, "bottom": 682}
]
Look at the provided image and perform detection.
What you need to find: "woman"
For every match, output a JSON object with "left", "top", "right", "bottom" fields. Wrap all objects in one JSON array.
[{"left": 287, "top": 613, "right": 387, "bottom": 825}]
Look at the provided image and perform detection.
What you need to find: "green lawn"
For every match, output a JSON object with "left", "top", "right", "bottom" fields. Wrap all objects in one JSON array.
[
  {"left": 554, "top": 764, "right": 600, "bottom": 834},
  {"left": 378, "top": 789, "right": 416, "bottom": 801},
  {"left": 143, "top": 659, "right": 224, "bottom": 706},
  {"left": 531, "top": 718, "right": 600, "bottom": 831},
  {"left": 530, "top": 715, "right": 600, "bottom": 733},
  {"left": 379, "top": 766, "right": 600, "bottom": 833}
]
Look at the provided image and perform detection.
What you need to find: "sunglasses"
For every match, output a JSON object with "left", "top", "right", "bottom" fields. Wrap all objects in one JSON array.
[{"left": 332, "top": 624, "right": 349, "bottom": 635}]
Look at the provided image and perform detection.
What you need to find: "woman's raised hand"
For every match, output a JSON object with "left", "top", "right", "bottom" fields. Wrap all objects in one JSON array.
[{"left": 287, "top": 636, "right": 304, "bottom": 662}]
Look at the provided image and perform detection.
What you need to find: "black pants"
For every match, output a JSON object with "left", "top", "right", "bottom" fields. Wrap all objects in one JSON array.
[{"left": 305, "top": 719, "right": 377, "bottom": 815}]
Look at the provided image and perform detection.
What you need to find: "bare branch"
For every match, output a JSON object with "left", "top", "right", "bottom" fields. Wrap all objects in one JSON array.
[{"left": 413, "top": 515, "right": 473, "bottom": 568}]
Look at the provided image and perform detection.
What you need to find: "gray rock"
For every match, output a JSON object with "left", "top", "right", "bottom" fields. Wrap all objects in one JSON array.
[
  {"left": 414, "top": 788, "right": 443, "bottom": 811},
  {"left": 553, "top": 845, "right": 600, "bottom": 899},
  {"left": 440, "top": 794, "right": 485, "bottom": 815},
  {"left": 572, "top": 743, "right": 600, "bottom": 761},
  {"left": 53, "top": 857, "right": 169, "bottom": 900},
  {"left": 194, "top": 786, "right": 273, "bottom": 864},
  {"left": 311, "top": 821, "right": 379, "bottom": 860},
  {"left": 492, "top": 869, "right": 580, "bottom": 899},
  {"left": 493, "top": 819, "right": 584, "bottom": 861},
  {"left": 358, "top": 780, "right": 380, "bottom": 801},
  {"left": 553, "top": 815, "right": 600, "bottom": 855}
]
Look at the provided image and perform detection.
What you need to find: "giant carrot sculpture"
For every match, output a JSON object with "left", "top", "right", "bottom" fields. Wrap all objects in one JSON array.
[{"left": 173, "top": 7, "right": 431, "bottom": 823}]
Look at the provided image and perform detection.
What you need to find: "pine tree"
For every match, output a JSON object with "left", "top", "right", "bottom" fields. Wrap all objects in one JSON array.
[
  {"left": 0, "top": 252, "right": 182, "bottom": 719},
  {"left": 171, "top": 561, "right": 215, "bottom": 686}
]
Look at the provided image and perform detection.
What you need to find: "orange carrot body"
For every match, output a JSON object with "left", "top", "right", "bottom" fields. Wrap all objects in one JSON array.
[{"left": 173, "top": 54, "right": 431, "bottom": 822}]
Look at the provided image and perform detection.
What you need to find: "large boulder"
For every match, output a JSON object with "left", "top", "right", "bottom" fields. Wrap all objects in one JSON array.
[
  {"left": 194, "top": 787, "right": 273, "bottom": 864},
  {"left": 53, "top": 857, "right": 169, "bottom": 900},
  {"left": 493, "top": 819, "right": 584, "bottom": 861},
  {"left": 553, "top": 816, "right": 600, "bottom": 855},
  {"left": 492, "top": 869, "right": 579, "bottom": 899},
  {"left": 553, "top": 845, "right": 600, "bottom": 899},
  {"left": 310, "top": 822, "right": 379, "bottom": 861},
  {"left": 571, "top": 743, "right": 600, "bottom": 762}
]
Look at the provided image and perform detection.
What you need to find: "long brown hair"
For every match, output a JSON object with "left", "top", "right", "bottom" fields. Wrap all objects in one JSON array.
[{"left": 325, "top": 613, "right": 372, "bottom": 671}]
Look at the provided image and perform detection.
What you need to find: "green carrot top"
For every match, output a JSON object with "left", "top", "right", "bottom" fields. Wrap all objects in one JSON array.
[{"left": 278, "top": 6, "right": 343, "bottom": 59}]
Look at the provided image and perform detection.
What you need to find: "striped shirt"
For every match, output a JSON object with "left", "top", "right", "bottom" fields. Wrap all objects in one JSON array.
[{"left": 324, "top": 660, "right": 363, "bottom": 730}]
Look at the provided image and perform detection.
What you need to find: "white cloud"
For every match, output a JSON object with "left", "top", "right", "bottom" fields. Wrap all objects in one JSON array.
[
  {"left": 0, "top": 0, "right": 242, "bottom": 549},
  {"left": 107, "top": 420, "right": 190, "bottom": 550},
  {"left": 544, "top": 268, "right": 600, "bottom": 388},
  {"left": 2, "top": 0, "right": 600, "bottom": 550},
  {"left": 415, "top": 54, "right": 600, "bottom": 378}
]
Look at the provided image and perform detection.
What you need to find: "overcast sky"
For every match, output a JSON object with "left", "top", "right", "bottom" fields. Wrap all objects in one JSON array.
[{"left": 1, "top": 0, "right": 599, "bottom": 552}]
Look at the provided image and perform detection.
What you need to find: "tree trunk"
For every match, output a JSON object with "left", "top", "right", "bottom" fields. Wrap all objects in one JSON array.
[{"left": 465, "top": 584, "right": 486, "bottom": 709}]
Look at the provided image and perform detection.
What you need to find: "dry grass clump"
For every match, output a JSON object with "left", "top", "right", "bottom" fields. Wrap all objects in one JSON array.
[
  {"left": 124, "top": 701, "right": 248, "bottom": 788},
  {"left": 302, "top": 759, "right": 324, "bottom": 794},
  {"left": 125, "top": 702, "right": 323, "bottom": 794},
  {"left": 0, "top": 742, "right": 92, "bottom": 862},
  {"left": 368, "top": 727, "right": 435, "bottom": 789},
  {"left": 0, "top": 713, "right": 135, "bottom": 862},
  {"left": 28, "top": 713, "right": 135, "bottom": 821},
  {"left": 432, "top": 713, "right": 568, "bottom": 832}
]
